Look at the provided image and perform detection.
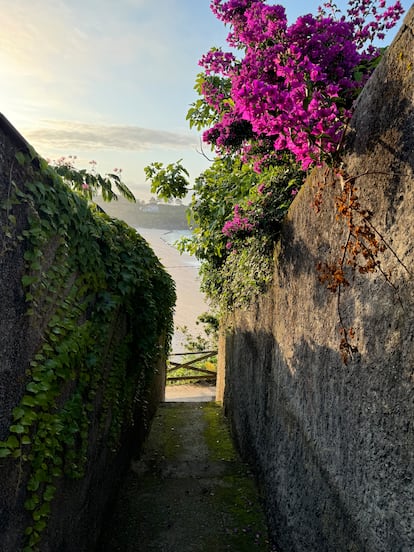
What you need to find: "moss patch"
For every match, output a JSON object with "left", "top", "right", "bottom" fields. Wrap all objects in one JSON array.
[
  {"left": 202, "top": 403, "right": 271, "bottom": 550},
  {"left": 202, "top": 402, "right": 238, "bottom": 462},
  {"left": 144, "top": 403, "right": 192, "bottom": 461}
]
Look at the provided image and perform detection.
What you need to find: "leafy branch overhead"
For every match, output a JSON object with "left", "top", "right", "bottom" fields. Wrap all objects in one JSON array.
[
  {"left": 51, "top": 156, "right": 136, "bottom": 203},
  {"left": 144, "top": 159, "right": 190, "bottom": 201}
]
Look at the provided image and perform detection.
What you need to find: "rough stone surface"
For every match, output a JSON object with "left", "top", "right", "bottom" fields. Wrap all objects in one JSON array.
[
  {"left": 218, "top": 8, "right": 414, "bottom": 552},
  {"left": 0, "top": 117, "right": 42, "bottom": 552}
]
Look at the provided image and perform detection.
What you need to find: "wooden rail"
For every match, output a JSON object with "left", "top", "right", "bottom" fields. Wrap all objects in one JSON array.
[{"left": 167, "top": 350, "right": 217, "bottom": 383}]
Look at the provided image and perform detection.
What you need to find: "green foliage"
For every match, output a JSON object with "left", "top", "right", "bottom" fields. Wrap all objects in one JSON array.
[
  {"left": 177, "top": 312, "right": 218, "bottom": 354},
  {"left": 186, "top": 71, "right": 232, "bottom": 132},
  {"left": 144, "top": 159, "right": 190, "bottom": 201},
  {"left": 177, "top": 156, "right": 259, "bottom": 263},
  {"left": 177, "top": 155, "right": 303, "bottom": 310},
  {"left": 142, "top": 151, "right": 303, "bottom": 313},
  {"left": 197, "top": 312, "right": 219, "bottom": 341},
  {"left": 144, "top": 63, "right": 305, "bottom": 317},
  {"left": 0, "top": 151, "right": 175, "bottom": 551},
  {"left": 51, "top": 156, "right": 136, "bottom": 203},
  {"left": 353, "top": 47, "right": 386, "bottom": 86},
  {"left": 177, "top": 325, "right": 213, "bottom": 354},
  {"left": 201, "top": 234, "right": 275, "bottom": 310}
]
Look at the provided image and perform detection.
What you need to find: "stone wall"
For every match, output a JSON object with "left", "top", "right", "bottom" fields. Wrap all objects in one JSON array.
[
  {"left": 218, "top": 8, "right": 414, "bottom": 552},
  {"left": 0, "top": 116, "right": 174, "bottom": 552}
]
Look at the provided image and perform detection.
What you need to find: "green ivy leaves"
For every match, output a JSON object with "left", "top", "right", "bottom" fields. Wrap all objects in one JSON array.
[{"left": 0, "top": 150, "right": 175, "bottom": 551}]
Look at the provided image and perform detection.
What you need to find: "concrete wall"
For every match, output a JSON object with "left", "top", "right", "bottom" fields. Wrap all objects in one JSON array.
[{"left": 219, "top": 8, "right": 414, "bottom": 552}]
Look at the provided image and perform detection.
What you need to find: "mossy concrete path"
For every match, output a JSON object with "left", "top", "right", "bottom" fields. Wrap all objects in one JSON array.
[{"left": 98, "top": 402, "right": 274, "bottom": 551}]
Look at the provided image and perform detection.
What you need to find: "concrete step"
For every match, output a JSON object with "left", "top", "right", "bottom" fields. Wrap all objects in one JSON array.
[{"left": 164, "top": 384, "right": 216, "bottom": 403}]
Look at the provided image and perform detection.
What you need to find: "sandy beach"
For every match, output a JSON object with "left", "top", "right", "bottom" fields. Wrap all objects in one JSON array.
[{"left": 136, "top": 228, "right": 210, "bottom": 353}]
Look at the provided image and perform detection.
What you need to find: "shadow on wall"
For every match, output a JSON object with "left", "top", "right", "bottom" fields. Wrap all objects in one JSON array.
[{"left": 223, "top": 309, "right": 414, "bottom": 552}]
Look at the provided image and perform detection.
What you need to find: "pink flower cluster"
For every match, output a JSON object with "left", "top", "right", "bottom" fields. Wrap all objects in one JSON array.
[
  {"left": 345, "top": 0, "right": 405, "bottom": 50},
  {"left": 222, "top": 204, "right": 256, "bottom": 244},
  {"left": 201, "top": 0, "right": 404, "bottom": 169}
]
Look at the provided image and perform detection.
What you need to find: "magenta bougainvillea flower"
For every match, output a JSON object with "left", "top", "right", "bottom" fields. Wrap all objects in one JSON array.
[{"left": 201, "top": 0, "right": 404, "bottom": 169}]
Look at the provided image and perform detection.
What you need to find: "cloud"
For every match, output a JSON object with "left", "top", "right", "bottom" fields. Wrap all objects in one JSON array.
[
  {"left": 0, "top": 2, "right": 86, "bottom": 79},
  {"left": 0, "top": 0, "right": 181, "bottom": 114},
  {"left": 24, "top": 120, "right": 198, "bottom": 152}
]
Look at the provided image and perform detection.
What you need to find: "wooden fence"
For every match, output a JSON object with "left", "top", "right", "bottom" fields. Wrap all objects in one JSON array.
[{"left": 167, "top": 350, "right": 217, "bottom": 383}]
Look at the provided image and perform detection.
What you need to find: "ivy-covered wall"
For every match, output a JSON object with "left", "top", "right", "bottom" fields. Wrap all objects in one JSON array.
[
  {"left": 218, "top": 8, "right": 414, "bottom": 552},
  {"left": 0, "top": 115, "right": 175, "bottom": 552}
]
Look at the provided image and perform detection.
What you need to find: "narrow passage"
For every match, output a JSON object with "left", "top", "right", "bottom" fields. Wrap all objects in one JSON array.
[{"left": 98, "top": 400, "right": 272, "bottom": 551}]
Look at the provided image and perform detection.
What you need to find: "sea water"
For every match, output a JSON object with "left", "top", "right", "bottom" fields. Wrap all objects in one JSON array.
[
  {"left": 160, "top": 229, "right": 192, "bottom": 247},
  {"left": 160, "top": 230, "right": 200, "bottom": 267}
]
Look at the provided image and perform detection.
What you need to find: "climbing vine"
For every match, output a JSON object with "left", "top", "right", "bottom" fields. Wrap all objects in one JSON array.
[
  {"left": 317, "top": 169, "right": 412, "bottom": 363},
  {"left": 0, "top": 149, "right": 175, "bottom": 551}
]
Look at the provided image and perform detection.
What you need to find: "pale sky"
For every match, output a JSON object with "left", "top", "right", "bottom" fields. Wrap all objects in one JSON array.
[{"left": 0, "top": 0, "right": 410, "bottom": 200}]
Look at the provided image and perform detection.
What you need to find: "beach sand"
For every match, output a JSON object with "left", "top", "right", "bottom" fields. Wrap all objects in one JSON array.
[{"left": 136, "top": 228, "right": 210, "bottom": 353}]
